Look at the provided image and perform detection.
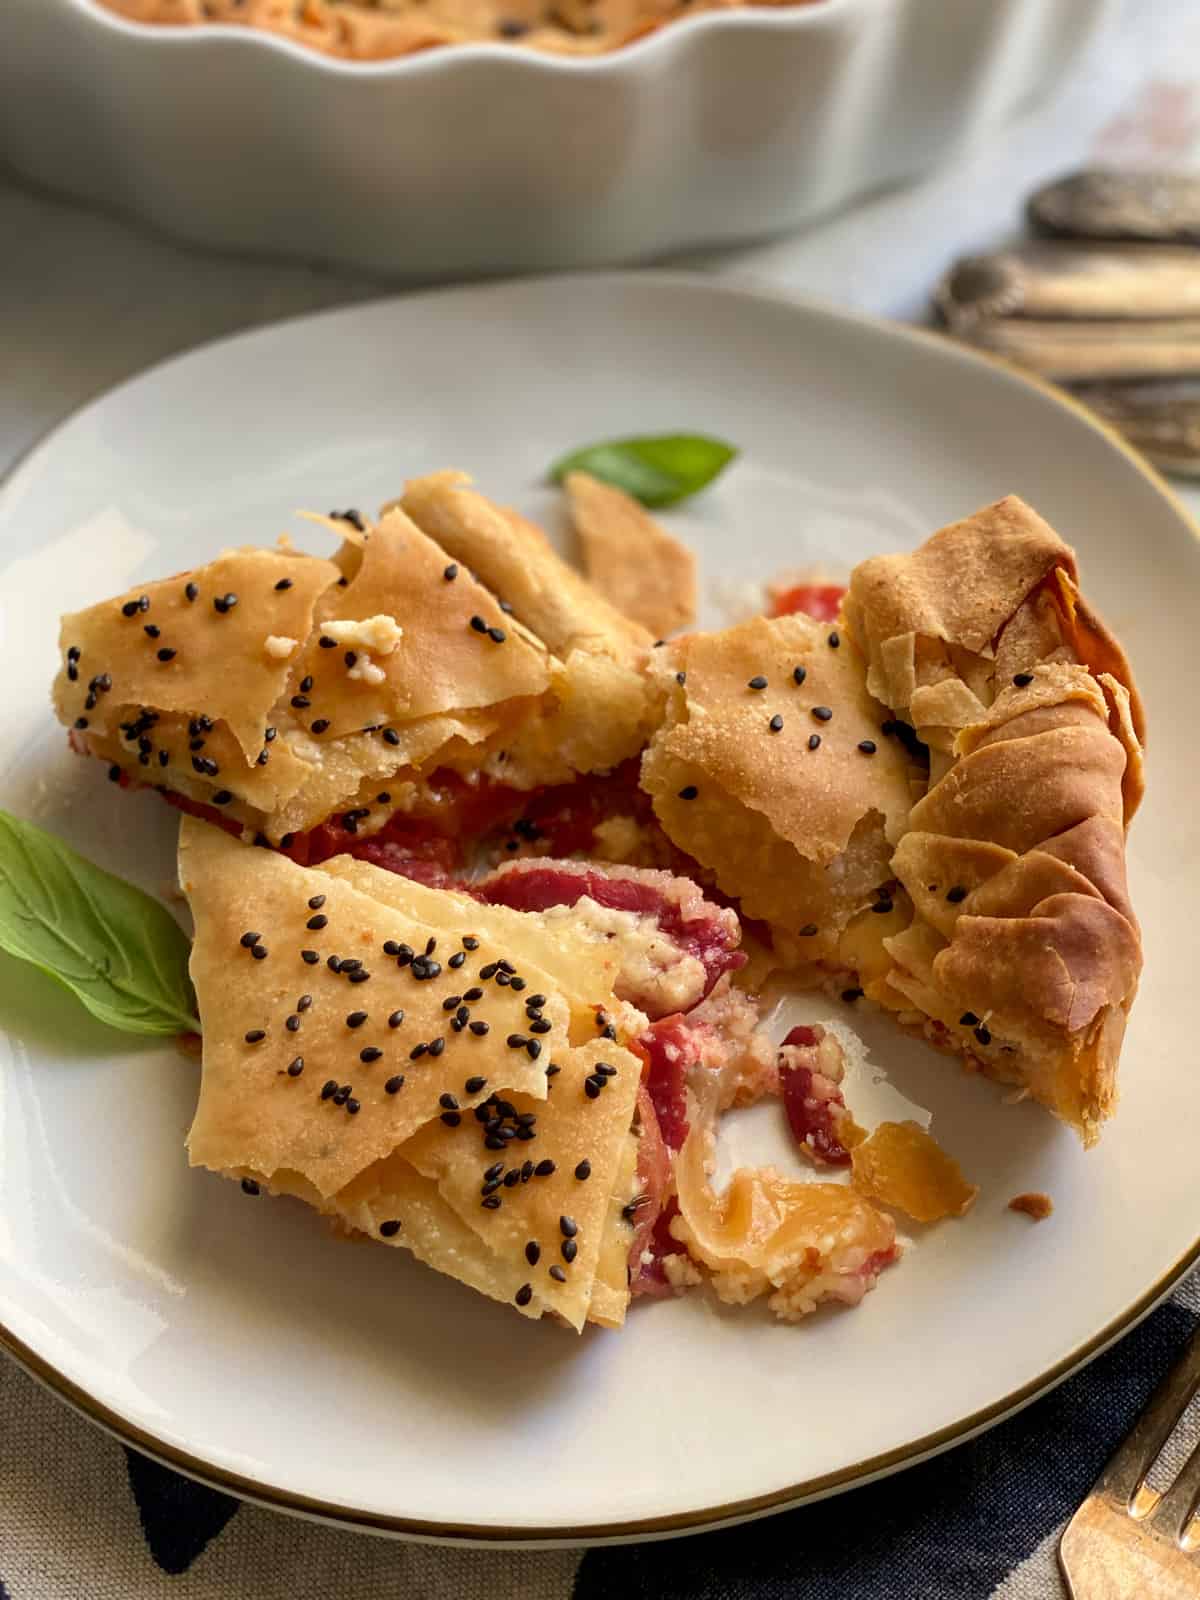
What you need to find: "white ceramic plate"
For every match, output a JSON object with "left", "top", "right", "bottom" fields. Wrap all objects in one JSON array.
[{"left": 1, "top": 275, "right": 1197, "bottom": 1546}]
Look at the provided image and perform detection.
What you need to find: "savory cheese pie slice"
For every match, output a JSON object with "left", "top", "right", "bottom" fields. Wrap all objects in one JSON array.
[
  {"left": 179, "top": 816, "right": 646, "bottom": 1329},
  {"left": 640, "top": 611, "right": 923, "bottom": 964},
  {"left": 54, "top": 485, "right": 654, "bottom": 851},
  {"left": 640, "top": 496, "right": 1142, "bottom": 1144}
]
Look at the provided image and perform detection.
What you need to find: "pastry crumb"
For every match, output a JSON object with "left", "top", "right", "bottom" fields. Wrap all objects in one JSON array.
[{"left": 1008, "top": 1191, "right": 1053, "bottom": 1221}]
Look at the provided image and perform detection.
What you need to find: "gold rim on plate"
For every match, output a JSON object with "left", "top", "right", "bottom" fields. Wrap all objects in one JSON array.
[{"left": 1, "top": 277, "right": 1197, "bottom": 1546}]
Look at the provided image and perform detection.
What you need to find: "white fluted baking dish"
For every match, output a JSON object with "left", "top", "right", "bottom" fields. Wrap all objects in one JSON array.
[{"left": 0, "top": 0, "right": 1114, "bottom": 279}]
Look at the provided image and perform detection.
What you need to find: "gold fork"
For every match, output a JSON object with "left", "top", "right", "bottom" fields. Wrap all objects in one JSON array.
[{"left": 1061, "top": 1324, "right": 1200, "bottom": 1599}]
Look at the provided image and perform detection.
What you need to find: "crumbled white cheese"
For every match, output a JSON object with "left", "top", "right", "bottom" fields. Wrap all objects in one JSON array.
[
  {"left": 540, "top": 895, "right": 707, "bottom": 1016},
  {"left": 264, "top": 634, "right": 298, "bottom": 660},
  {"left": 348, "top": 655, "right": 387, "bottom": 686},
  {"left": 662, "top": 1251, "right": 703, "bottom": 1290},
  {"left": 321, "top": 615, "right": 403, "bottom": 655}
]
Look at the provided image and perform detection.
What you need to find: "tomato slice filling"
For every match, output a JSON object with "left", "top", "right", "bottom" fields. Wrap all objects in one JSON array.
[
  {"left": 769, "top": 582, "right": 846, "bottom": 622},
  {"left": 778, "top": 1023, "right": 854, "bottom": 1166}
]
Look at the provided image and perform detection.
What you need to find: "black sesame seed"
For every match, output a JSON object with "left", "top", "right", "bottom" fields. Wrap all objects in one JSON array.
[
  {"left": 427, "top": 1039, "right": 445, "bottom": 1059},
  {"left": 828, "top": 631, "right": 840, "bottom": 648},
  {"left": 74, "top": 716, "right": 88, "bottom": 730},
  {"left": 507, "top": 1034, "right": 528, "bottom": 1050},
  {"left": 143, "top": 624, "right": 161, "bottom": 639},
  {"left": 469, "top": 1021, "right": 490, "bottom": 1037},
  {"left": 185, "top": 582, "right": 199, "bottom": 602},
  {"left": 769, "top": 714, "right": 784, "bottom": 733},
  {"left": 448, "top": 951, "right": 466, "bottom": 970},
  {"left": 274, "top": 576, "right": 294, "bottom": 591},
  {"left": 529, "top": 1018, "right": 552, "bottom": 1035},
  {"left": 525, "top": 1039, "right": 542, "bottom": 1060},
  {"left": 464, "top": 1076, "right": 487, "bottom": 1095},
  {"left": 321, "top": 1080, "right": 338, "bottom": 1100},
  {"left": 484, "top": 1135, "right": 506, "bottom": 1150},
  {"left": 545, "top": 1063, "right": 561, "bottom": 1078},
  {"left": 394, "top": 945, "right": 413, "bottom": 967},
  {"left": 959, "top": 1012, "right": 980, "bottom": 1027},
  {"left": 841, "top": 987, "right": 864, "bottom": 1003},
  {"left": 213, "top": 593, "right": 238, "bottom": 614},
  {"left": 344, "top": 651, "right": 357, "bottom": 669},
  {"left": 412, "top": 961, "right": 442, "bottom": 981},
  {"left": 241, "top": 1178, "right": 260, "bottom": 1195},
  {"left": 379, "top": 1219, "right": 402, "bottom": 1238},
  {"left": 594, "top": 1063, "right": 617, "bottom": 1078},
  {"left": 812, "top": 705, "right": 833, "bottom": 722},
  {"left": 377, "top": 793, "right": 391, "bottom": 804},
  {"left": 676, "top": 671, "right": 687, "bottom": 686},
  {"left": 346, "top": 1098, "right": 361, "bottom": 1115},
  {"left": 240, "top": 931, "right": 261, "bottom": 948},
  {"left": 327, "top": 956, "right": 343, "bottom": 973},
  {"left": 1013, "top": 672, "right": 1034, "bottom": 687},
  {"left": 503, "top": 1170, "right": 520, "bottom": 1188},
  {"left": 808, "top": 734, "right": 821, "bottom": 751},
  {"left": 297, "top": 995, "right": 313, "bottom": 1012},
  {"left": 158, "top": 750, "right": 169, "bottom": 768},
  {"left": 439, "top": 1093, "right": 459, "bottom": 1111},
  {"left": 385, "top": 1075, "right": 405, "bottom": 1094},
  {"left": 441, "top": 1111, "right": 462, "bottom": 1127},
  {"left": 514, "top": 1282, "right": 533, "bottom": 1306},
  {"left": 67, "top": 664, "right": 78, "bottom": 682},
  {"left": 251, "top": 945, "right": 268, "bottom": 961},
  {"left": 386, "top": 1010, "right": 405, "bottom": 1030},
  {"left": 346, "top": 1011, "right": 368, "bottom": 1028},
  {"left": 561, "top": 1239, "right": 578, "bottom": 1263},
  {"left": 872, "top": 899, "right": 894, "bottom": 915},
  {"left": 462, "top": 936, "right": 480, "bottom": 951},
  {"left": 482, "top": 1196, "right": 502, "bottom": 1210},
  {"left": 792, "top": 665, "right": 807, "bottom": 685},
  {"left": 535, "top": 1160, "right": 556, "bottom": 1177},
  {"left": 301, "top": 950, "right": 319, "bottom": 965},
  {"left": 212, "top": 790, "right": 234, "bottom": 806},
  {"left": 360, "top": 1047, "right": 382, "bottom": 1063},
  {"left": 748, "top": 675, "right": 768, "bottom": 690},
  {"left": 291, "top": 695, "right": 311, "bottom": 710},
  {"left": 974, "top": 1025, "right": 992, "bottom": 1046},
  {"left": 382, "top": 728, "right": 401, "bottom": 746},
  {"left": 409, "top": 1043, "right": 427, "bottom": 1060},
  {"left": 469, "top": 615, "right": 488, "bottom": 634},
  {"left": 464, "top": 987, "right": 484, "bottom": 1002},
  {"left": 946, "top": 886, "right": 968, "bottom": 904},
  {"left": 487, "top": 627, "right": 507, "bottom": 644},
  {"left": 311, "top": 719, "right": 330, "bottom": 735},
  {"left": 495, "top": 971, "right": 511, "bottom": 987},
  {"left": 559, "top": 1215, "right": 578, "bottom": 1238},
  {"left": 332, "top": 1085, "right": 351, "bottom": 1106},
  {"left": 156, "top": 647, "right": 176, "bottom": 662},
  {"left": 286, "top": 1015, "right": 301, "bottom": 1033},
  {"left": 442, "top": 995, "right": 463, "bottom": 1012},
  {"left": 287, "top": 1058, "right": 304, "bottom": 1077},
  {"left": 584, "top": 1077, "right": 603, "bottom": 1099},
  {"left": 121, "top": 600, "right": 139, "bottom": 617},
  {"left": 858, "top": 739, "right": 877, "bottom": 754},
  {"left": 521, "top": 1161, "right": 534, "bottom": 1181},
  {"left": 107, "top": 764, "right": 122, "bottom": 782},
  {"left": 549, "top": 1266, "right": 567, "bottom": 1283},
  {"left": 307, "top": 913, "right": 328, "bottom": 930},
  {"left": 574, "top": 1160, "right": 592, "bottom": 1181},
  {"left": 319, "top": 635, "right": 336, "bottom": 649},
  {"left": 678, "top": 785, "right": 699, "bottom": 801},
  {"left": 479, "top": 962, "right": 499, "bottom": 980},
  {"left": 425, "top": 937, "right": 438, "bottom": 956},
  {"left": 245, "top": 1029, "right": 266, "bottom": 1044}
]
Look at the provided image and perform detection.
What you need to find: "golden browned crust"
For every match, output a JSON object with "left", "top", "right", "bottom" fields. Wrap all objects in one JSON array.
[
  {"left": 565, "top": 471, "right": 697, "bottom": 638},
  {"left": 844, "top": 498, "right": 1143, "bottom": 1144},
  {"left": 51, "top": 487, "right": 657, "bottom": 839},
  {"left": 400, "top": 471, "right": 658, "bottom": 782},
  {"left": 640, "top": 612, "right": 919, "bottom": 955},
  {"left": 179, "top": 818, "right": 641, "bottom": 1329}
]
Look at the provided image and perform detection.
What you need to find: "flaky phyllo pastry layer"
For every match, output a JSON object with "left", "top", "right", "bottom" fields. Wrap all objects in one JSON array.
[
  {"left": 55, "top": 482, "right": 656, "bottom": 845},
  {"left": 55, "top": 479, "right": 1144, "bottom": 1327}
]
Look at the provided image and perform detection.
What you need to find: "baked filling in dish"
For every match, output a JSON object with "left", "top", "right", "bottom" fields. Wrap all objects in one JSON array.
[
  {"left": 96, "top": 0, "right": 826, "bottom": 57},
  {"left": 51, "top": 474, "right": 1144, "bottom": 1328}
]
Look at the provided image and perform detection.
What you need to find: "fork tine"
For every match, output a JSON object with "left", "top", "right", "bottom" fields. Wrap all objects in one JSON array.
[
  {"left": 1153, "top": 1433, "right": 1200, "bottom": 1541},
  {"left": 1095, "top": 1325, "right": 1200, "bottom": 1507}
]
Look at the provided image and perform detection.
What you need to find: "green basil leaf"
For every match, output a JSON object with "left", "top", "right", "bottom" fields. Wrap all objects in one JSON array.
[
  {"left": 0, "top": 809, "right": 198, "bottom": 1037},
  {"left": 548, "top": 433, "right": 738, "bottom": 508}
]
